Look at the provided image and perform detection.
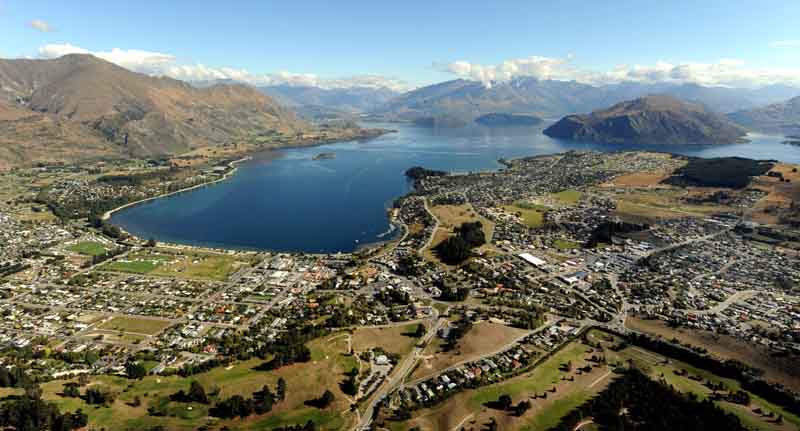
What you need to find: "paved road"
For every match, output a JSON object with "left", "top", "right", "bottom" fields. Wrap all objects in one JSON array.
[
  {"left": 420, "top": 198, "right": 441, "bottom": 251},
  {"left": 354, "top": 315, "right": 445, "bottom": 431},
  {"left": 689, "top": 289, "right": 757, "bottom": 316}
]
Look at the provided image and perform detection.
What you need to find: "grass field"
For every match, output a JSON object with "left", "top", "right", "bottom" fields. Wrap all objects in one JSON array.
[
  {"left": 151, "top": 253, "right": 249, "bottom": 281},
  {"left": 97, "top": 316, "right": 173, "bottom": 335},
  {"left": 503, "top": 202, "right": 548, "bottom": 228},
  {"left": 423, "top": 202, "right": 495, "bottom": 265},
  {"left": 101, "top": 250, "right": 250, "bottom": 281},
  {"left": 411, "top": 322, "right": 529, "bottom": 381},
  {"left": 68, "top": 241, "right": 109, "bottom": 256},
  {"left": 351, "top": 323, "right": 422, "bottom": 358},
  {"left": 553, "top": 190, "right": 583, "bottom": 205},
  {"left": 627, "top": 317, "right": 800, "bottom": 392},
  {"left": 603, "top": 171, "right": 672, "bottom": 187},
  {"left": 36, "top": 336, "right": 356, "bottom": 431},
  {"left": 553, "top": 239, "right": 581, "bottom": 250},
  {"left": 396, "top": 337, "right": 608, "bottom": 431},
  {"left": 101, "top": 253, "right": 172, "bottom": 274},
  {"left": 589, "top": 329, "right": 800, "bottom": 431},
  {"left": 395, "top": 327, "right": 799, "bottom": 431}
]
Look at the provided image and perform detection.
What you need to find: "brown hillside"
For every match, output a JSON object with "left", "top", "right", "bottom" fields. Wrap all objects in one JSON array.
[{"left": 0, "top": 54, "right": 308, "bottom": 165}]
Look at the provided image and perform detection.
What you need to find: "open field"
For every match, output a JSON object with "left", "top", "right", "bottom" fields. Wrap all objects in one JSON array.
[
  {"left": 422, "top": 203, "right": 495, "bottom": 264},
  {"left": 553, "top": 239, "right": 580, "bottom": 250},
  {"left": 67, "top": 241, "right": 109, "bottom": 256},
  {"left": 351, "top": 323, "right": 423, "bottom": 358},
  {"left": 587, "top": 329, "right": 799, "bottom": 431},
  {"left": 627, "top": 317, "right": 800, "bottom": 391},
  {"left": 602, "top": 171, "right": 673, "bottom": 187},
  {"left": 97, "top": 316, "right": 173, "bottom": 335},
  {"left": 608, "top": 187, "right": 731, "bottom": 222},
  {"left": 151, "top": 252, "right": 251, "bottom": 281},
  {"left": 502, "top": 202, "right": 548, "bottom": 228},
  {"left": 390, "top": 328, "right": 799, "bottom": 431},
  {"left": 100, "top": 253, "right": 172, "bottom": 274},
  {"left": 392, "top": 337, "right": 609, "bottom": 431},
  {"left": 100, "top": 250, "right": 251, "bottom": 281},
  {"left": 34, "top": 335, "right": 356, "bottom": 431},
  {"left": 411, "top": 322, "right": 530, "bottom": 381},
  {"left": 553, "top": 190, "right": 583, "bottom": 205}
]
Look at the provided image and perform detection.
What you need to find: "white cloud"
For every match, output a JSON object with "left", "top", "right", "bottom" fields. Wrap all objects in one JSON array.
[
  {"left": 38, "top": 43, "right": 174, "bottom": 74},
  {"left": 35, "top": 43, "right": 412, "bottom": 91},
  {"left": 769, "top": 40, "right": 800, "bottom": 48},
  {"left": 28, "top": 19, "right": 55, "bottom": 33},
  {"left": 443, "top": 56, "right": 800, "bottom": 88}
]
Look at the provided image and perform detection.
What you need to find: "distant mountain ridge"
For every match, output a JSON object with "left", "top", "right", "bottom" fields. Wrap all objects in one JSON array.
[
  {"left": 258, "top": 84, "right": 398, "bottom": 113},
  {"left": 728, "top": 96, "right": 800, "bottom": 135},
  {"left": 543, "top": 95, "right": 747, "bottom": 145},
  {"left": 370, "top": 77, "right": 800, "bottom": 126},
  {"left": 0, "top": 54, "right": 307, "bottom": 167}
]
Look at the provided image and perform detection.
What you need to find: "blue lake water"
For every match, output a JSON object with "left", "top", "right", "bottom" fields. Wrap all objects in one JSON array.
[{"left": 111, "top": 123, "right": 799, "bottom": 253}]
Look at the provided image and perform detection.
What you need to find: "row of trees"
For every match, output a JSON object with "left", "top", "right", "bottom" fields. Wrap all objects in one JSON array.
[
  {"left": 209, "top": 380, "right": 286, "bottom": 419},
  {"left": 0, "top": 396, "right": 88, "bottom": 431},
  {"left": 627, "top": 333, "right": 800, "bottom": 416},
  {"left": 551, "top": 369, "right": 746, "bottom": 431}
]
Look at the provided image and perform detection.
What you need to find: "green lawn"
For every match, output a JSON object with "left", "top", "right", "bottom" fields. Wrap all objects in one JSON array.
[
  {"left": 101, "top": 259, "right": 164, "bottom": 274},
  {"left": 151, "top": 254, "right": 246, "bottom": 281},
  {"left": 37, "top": 336, "right": 357, "bottom": 430},
  {"left": 68, "top": 241, "right": 108, "bottom": 256},
  {"left": 468, "top": 342, "right": 587, "bottom": 409},
  {"left": 554, "top": 239, "right": 581, "bottom": 250},
  {"left": 553, "top": 190, "right": 583, "bottom": 205},
  {"left": 504, "top": 202, "right": 547, "bottom": 228},
  {"left": 98, "top": 316, "right": 173, "bottom": 335},
  {"left": 522, "top": 390, "right": 593, "bottom": 431}
]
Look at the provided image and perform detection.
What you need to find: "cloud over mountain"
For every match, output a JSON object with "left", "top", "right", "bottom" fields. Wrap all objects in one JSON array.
[
  {"left": 444, "top": 56, "right": 800, "bottom": 89},
  {"left": 36, "top": 43, "right": 411, "bottom": 91}
]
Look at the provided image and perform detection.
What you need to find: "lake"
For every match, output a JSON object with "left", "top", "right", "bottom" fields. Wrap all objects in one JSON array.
[{"left": 110, "top": 123, "right": 799, "bottom": 253}]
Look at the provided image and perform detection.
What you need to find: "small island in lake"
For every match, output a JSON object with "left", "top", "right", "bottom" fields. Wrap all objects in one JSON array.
[{"left": 312, "top": 152, "right": 336, "bottom": 160}]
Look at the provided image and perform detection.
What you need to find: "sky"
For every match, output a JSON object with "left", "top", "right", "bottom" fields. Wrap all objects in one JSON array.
[{"left": 1, "top": 0, "right": 800, "bottom": 90}]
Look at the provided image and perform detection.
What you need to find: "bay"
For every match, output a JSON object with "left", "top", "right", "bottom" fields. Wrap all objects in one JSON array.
[{"left": 110, "top": 124, "right": 799, "bottom": 253}]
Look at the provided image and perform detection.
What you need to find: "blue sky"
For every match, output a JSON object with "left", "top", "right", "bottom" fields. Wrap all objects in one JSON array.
[{"left": 1, "top": 0, "right": 799, "bottom": 89}]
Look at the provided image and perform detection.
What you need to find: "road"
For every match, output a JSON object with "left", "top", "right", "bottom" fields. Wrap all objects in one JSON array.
[
  {"left": 354, "top": 315, "right": 445, "bottom": 431},
  {"left": 420, "top": 198, "right": 441, "bottom": 251},
  {"left": 689, "top": 289, "right": 757, "bottom": 316}
]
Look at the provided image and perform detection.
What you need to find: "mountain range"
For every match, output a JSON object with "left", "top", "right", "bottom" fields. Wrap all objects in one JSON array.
[
  {"left": 0, "top": 54, "right": 307, "bottom": 167},
  {"left": 728, "top": 96, "right": 800, "bottom": 135},
  {"left": 367, "top": 77, "right": 800, "bottom": 126},
  {"left": 2, "top": 53, "right": 800, "bottom": 168},
  {"left": 543, "top": 95, "right": 747, "bottom": 145}
]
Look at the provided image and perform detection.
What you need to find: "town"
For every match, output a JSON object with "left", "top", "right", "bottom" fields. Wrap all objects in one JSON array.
[{"left": 0, "top": 149, "right": 798, "bottom": 431}]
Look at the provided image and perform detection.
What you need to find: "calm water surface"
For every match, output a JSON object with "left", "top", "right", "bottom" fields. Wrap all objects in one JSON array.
[{"left": 111, "top": 124, "right": 799, "bottom": 253}]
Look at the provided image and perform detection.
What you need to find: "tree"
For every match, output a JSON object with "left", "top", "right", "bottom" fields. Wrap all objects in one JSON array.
[
  {"left": 497, "top": 394, "right": 513, "bottom": 410},
  {"left": 276, "top": 378, "right": 287, "bottom": 401},
  {"left": 125, "top": 361, "right": 147, "bottom": 379},
  {"left": 146, "top": 238, "right": 157, "bottom": 247},
  {"left": 340, "top": 373, "right": 358, "bottom": 396},
  {"left": 62, "top": 382, "right": 81, "bottom": 398},
  {"left": 513, "top": 400, "right": 532, "bottom": 417},
  {"left": 188, "top": 381, "right": 209, "bottom": 404},
  {"left": 305, "top": 390, "right": 335, "bottom": 409},
  {"left": 84, "top": 387, "right": 115, "bottom": 406},
  {"left": 210, "top": 395, "right": 253, "bottom": 419},
  {"left": 414, "top": 324, "right": 426, "bottom": 338}
]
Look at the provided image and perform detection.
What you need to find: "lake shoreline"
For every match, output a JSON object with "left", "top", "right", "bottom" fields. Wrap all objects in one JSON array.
[{"left": 105, "top": 124, "right": 798, "bottom": 253}]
